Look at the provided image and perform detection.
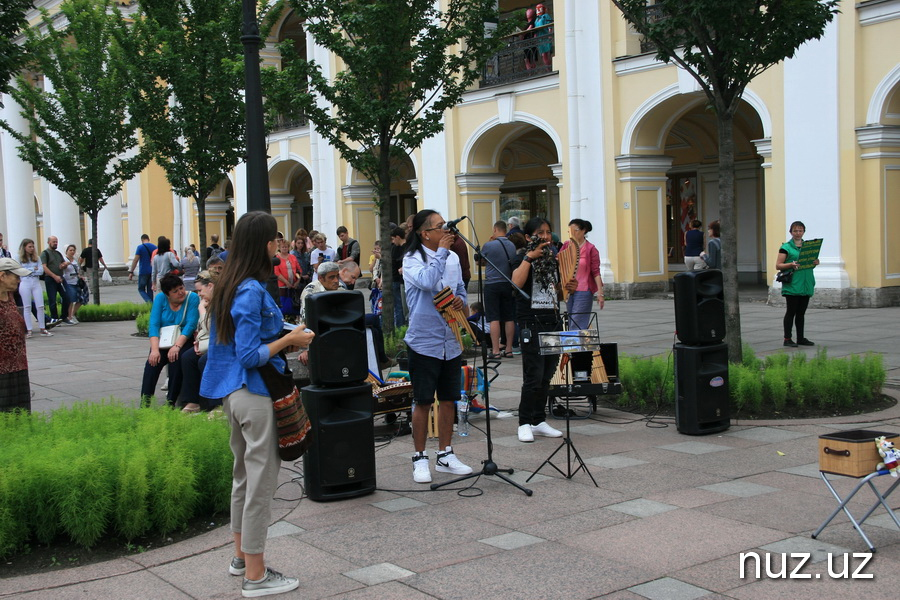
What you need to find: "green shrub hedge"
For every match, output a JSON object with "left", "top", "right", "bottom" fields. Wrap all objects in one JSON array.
[
  {"left": 135, "top": 312, "right": 150, "bottom": 336},
  {"left": 76, "top": 302, "right": 150, "bottom": 322},
  {"left": 0, "top": 401, "right": 232, "bottom": 557},
  {"left": 616, "top": 346, "right": 886, "bottom": 414}
]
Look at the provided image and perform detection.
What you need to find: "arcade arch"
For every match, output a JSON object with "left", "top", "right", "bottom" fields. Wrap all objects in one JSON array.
[
  {"left": 459, "top": 119, "right": 561, "bottom": 242},
  {"left": 618, "top": 90, "right": 766, "bottom": 283},
  {"left": 268, "top": 158, "right": 313, "bottom": 238}
]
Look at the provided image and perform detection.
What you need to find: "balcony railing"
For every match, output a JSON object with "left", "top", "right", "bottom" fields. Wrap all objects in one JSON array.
[
  {"left": 269, "top": 112, "right": 308, "bottom": 133},
  {"left": 640, "top": 4, "right": 667, "bottom": 54},
  {"left": 480, "top": 23, "right": 555, "bottom": 88}
]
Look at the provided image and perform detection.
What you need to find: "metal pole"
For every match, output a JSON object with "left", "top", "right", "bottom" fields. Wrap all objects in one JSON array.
[{"left": 241, "top": 0, "right": 271, "bottom": 213}]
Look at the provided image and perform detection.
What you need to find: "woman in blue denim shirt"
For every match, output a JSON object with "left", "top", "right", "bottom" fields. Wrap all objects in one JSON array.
[{"left": 201, "top": 211, "right": 314, "bottom": 598}]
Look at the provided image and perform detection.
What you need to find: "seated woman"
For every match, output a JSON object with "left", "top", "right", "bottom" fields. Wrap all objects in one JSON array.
[
  {"left": 178, "top": 270, "right": 219, "bottom": 413},
  {"left": 141, "top": 273, "right": 200, "bottom": 406}
]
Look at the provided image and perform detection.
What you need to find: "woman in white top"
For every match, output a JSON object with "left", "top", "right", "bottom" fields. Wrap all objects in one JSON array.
[
  {"left": 17, "top": 239, "right": 51, "bottom": 337},
  {"left": 62, "top": 244, "right": 88, "bottom": 324}
]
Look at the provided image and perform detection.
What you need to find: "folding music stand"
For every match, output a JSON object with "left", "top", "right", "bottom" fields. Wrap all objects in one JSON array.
[{"left": 526, "top": 316, "right": 600, "bottom": 486}]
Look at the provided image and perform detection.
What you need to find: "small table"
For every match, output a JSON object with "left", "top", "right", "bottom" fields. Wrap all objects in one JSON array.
[{"left": 812, "top": 469, "right": 900, "bottom": 552}]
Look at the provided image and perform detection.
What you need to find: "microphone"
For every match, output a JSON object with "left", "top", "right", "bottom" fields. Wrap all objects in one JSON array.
[{"left": 444, "top": 216, "right": 467, "bottom": 230}]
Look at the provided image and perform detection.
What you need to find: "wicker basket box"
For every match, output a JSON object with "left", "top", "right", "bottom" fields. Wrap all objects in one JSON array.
[{"left": 818, "top": 429, "right": 899, "bottom": 478}]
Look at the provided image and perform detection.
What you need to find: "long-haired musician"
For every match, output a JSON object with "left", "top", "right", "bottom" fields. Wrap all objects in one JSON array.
[
  {"left": 510, "top": 217, "right": 577, "bottom": 443},
  {"left": 402, "top": 210, "right": 474, "bottom": 484},
  {"left": 561, "top": 219, "right": 604, "bottom": 330}
]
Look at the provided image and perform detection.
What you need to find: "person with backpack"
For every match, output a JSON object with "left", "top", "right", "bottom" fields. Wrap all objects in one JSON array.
[{"left": 206, "top": 234, "right": 223, "bottom": 264}]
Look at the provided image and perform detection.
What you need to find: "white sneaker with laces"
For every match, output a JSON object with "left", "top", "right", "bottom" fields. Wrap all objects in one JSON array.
[
  {"left": 435, "top": 447, "right": 473, "bottom": 475},
  {"left": 531, "top": 421, "right": 563, "bottom": 438},
  {"left": 412, "top": 453, "right": 431, "bottom": 483},
  {"left": 517, "top": 424, "right": 534, "bottom": 442},
  {"left": 241, "top": 567, "right": 299, "bottom": 598}
]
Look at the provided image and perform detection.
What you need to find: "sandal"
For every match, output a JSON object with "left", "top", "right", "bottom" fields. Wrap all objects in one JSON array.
[
  {"left": 181, "top": 403, "right": 201, "bottom": 414},
  {"left": 487, "top": 351, "right": 503, "bottom": 360},
  {"left": 502, "top": 351, "right": 515, "bottom": 358}
]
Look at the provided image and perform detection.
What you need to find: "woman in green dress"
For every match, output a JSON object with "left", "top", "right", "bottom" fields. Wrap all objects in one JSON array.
[{"left": 775, "top": 221, "right": 819, "bottom": 347}]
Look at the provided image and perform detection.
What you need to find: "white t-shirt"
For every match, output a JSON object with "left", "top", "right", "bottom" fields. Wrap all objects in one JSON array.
[{"left": 309, "top": 247, "right": 335, "bottom": 281}]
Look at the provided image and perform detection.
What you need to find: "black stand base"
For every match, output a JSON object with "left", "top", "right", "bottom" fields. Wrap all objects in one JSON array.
[
  {"left": 527, "top": 393, "right": 598, "bottom": 486},
  {"left": 431, "top": 459, "right": 533, "bottom": 496}
]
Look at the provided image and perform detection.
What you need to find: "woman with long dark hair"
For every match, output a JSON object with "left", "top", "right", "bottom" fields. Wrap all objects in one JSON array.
[
  {"left": 200, "top": 211, "right": 313, "bottom": 597},
  {"left": 510, "top": 217, "right": 575, "bottom": 443}
]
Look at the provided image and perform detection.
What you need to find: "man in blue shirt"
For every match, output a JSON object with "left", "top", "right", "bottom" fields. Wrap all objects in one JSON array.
[
  {"left": 128, "top": 234, "right": 157, "bottom": 302},
  {"left": 403, "top": 210, "right": 473, "bottom": 483}
]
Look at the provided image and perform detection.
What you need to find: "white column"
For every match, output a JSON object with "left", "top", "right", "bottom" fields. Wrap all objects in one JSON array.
[
  {"left": 40, "top": 77, "right": 81, "bottom": 248},
  {"left": 234, "top": 162, "right": 248, "bottom": 217},
  {"left": 783, "top": 19, "right": 849, "bottom": 290},
  {"left": 565, "top": 0, "right": 610, "bottom": 279},
  {"left": 421, "top": 130, "right": 449, "bottom": 216},
  {"left": 125, "top": 172, "right": 143, "bottom": 261},
  {"left": 1, "top": 90, "right": 36, "bottom": 246},
  {"left": 98, "top": 196, "right": 125, "bottom": 267},
  {"left": 308, "top": 31, "right": 338, "bottom": 235}
]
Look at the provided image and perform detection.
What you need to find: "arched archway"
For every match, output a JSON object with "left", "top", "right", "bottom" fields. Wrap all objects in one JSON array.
[
  {"left": 268, "top": 158, "right": 313, "bottom": 238},
  {"left": 619, "top": 88, "right": 766, "bottom": 283},
  {"left": 459, "top": 117, "right": 562, "bottom": 242}
]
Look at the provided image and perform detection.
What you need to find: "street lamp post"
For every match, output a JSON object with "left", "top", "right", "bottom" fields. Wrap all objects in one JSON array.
[{"left": 241, "top": 0, "right": 270, "bottom": 213}]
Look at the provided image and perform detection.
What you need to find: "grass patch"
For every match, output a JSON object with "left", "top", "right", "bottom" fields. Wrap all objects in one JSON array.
[
  {"left": 76, "top": 302, "right": 150, "bottom": 322},
  {"left": 0, "top": 401, "right": 231, "bottom": 558},
  {"left": 615, "top": 346, "right": 887, "bottom": 418}
]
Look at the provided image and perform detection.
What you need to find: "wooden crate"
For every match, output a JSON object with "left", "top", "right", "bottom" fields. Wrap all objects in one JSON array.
[{"left": 818, "top": 430, "right": 899, "bottom": 478}]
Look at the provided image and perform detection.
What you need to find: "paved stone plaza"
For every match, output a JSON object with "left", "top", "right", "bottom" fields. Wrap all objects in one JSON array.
[{"left": 6, "top": 283, "right": 900, "bottom": 598}]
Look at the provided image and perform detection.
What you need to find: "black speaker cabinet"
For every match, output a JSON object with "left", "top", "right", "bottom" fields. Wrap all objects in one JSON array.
[
  {"left": 302, "top": 383, "right": 376, "bottom": 501},
  {"left": 673, "top": 270, "right": 726, "bottom": 345},
  {"left": 674, "top": 343, "right": 730, "bottom": 435},
  {"left": 304, "top": 290, "right": 367, "bottom": 386}
]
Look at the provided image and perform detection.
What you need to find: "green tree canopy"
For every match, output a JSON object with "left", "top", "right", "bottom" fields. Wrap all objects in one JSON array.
[
  {"left": 264, "top": 0, "right": 511, "bottom": 332},
  {"left": 0, "top": 0, "right": 152, "bottom": 303},
  {"left": 612, "top": 0, "right": 839, "bottom": 362},
  {"left": 0, "top": 0, "right": 33, "bottom": 105},
  {"left": 119, "top": 0, "right": 249, "bottom": 264}
]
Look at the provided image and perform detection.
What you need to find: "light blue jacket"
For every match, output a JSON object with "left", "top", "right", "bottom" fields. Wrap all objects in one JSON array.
[{"left": 201, "top": 278, "right": 285, "bottom": 399}]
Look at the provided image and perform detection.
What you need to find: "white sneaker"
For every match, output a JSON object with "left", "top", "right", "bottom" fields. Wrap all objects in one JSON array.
[
  {"left": 435, "top": 447, "right": 473, "bottom": 475},
  {"left": 412, "top": 454, "right": 431, "bottom": 483},
  {"left": 160, "top": 377, "right": 169, "bottom": 392},
  {"left": 517, "top": 424, "right": 534, "bottom": 442},
  {"left": 241, "top": 567, "right": 299, "bottom": 598},
  {"left": 531, "top": 421, "right": 563, "bottom": 438}
]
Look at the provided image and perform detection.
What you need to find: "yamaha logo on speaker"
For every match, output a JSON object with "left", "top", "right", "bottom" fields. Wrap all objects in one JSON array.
[
  {"left": 348, "top": 467, "right": 356, "bottom": 479},
  {"left": 342, "top": 367, "right": 349, "bottom": 377}
]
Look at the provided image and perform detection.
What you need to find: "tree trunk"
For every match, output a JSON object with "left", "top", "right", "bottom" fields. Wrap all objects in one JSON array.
[
  {"left": 90, "top": 211, "right": 101, "bottom": 305},
  {"left": 716, "top": 108, "right": 742, "bottom": 364},
  {"left": 378, "top": 146, "right": 395, "bottom": 336},
  {"left": 196, "top": 193, "right": 208, "bottom": 269}
]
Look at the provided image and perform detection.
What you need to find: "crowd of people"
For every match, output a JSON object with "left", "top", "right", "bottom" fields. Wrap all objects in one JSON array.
[{"left": 0, "top": 209, "right": 824, "bottom": 597}]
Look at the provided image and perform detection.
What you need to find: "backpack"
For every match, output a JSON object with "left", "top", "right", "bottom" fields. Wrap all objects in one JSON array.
[{"left": 208, "top": 245, "right": 223, "bottom": 260}]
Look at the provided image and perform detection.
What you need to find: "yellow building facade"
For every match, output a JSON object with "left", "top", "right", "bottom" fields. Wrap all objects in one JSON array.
[{"left": 2, "top": 0, "right": 899, "bottom": 306}]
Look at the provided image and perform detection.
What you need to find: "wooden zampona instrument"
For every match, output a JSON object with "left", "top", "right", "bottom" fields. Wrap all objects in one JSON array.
[
  {"left": 557, "top": 238, "right": 581, "bottom": 301},
  {"left": 433, "top": 287, "right": 477, "bottom": 348}
]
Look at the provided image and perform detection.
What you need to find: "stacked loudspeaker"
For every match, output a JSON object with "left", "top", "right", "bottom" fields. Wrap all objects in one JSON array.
[
  {"left": 302, "top": 291, "right": 376, "bottom": 500},
  {"left": 673, "top": 270, "right": 730, "bottom": 435}
]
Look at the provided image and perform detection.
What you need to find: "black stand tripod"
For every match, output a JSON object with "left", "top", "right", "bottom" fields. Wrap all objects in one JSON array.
[
  {"left": 431, "top": 220, "right": 533, "bottom": 496},
  {"left": 526, "top": 316, "right": 599, "bottom": 486}
]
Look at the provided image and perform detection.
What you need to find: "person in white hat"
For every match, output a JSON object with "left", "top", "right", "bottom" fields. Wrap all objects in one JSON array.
[{"left": 0, "top": 257, "right": 34, "bottom": 411}]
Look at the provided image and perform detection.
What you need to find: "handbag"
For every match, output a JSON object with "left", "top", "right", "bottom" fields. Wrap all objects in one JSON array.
[
  {"left": 158, "top": 293, "right": 191, "bottom": 349},
  {"left": 776, "top": 269, "right": 794, "bottom": 285},
  {"left": 257, "top": 358, "right": 313, "bottom": 461}
]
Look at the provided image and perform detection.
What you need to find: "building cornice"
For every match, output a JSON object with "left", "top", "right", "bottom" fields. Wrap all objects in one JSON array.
[{"left": 857, "top": 0, "right": 900, "bottom": 26}]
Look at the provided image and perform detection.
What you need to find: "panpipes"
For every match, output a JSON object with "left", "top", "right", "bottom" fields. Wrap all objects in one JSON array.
[
  {"left": 433, "top": 287, "right": 477, "bottom": 348},
  {"left": 557, "top": 238, "right": 580, "bottom": 301}
]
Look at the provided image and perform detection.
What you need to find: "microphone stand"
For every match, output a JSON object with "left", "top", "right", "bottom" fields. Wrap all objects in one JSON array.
[{"left": 430, "top": 222, "right": 533, "bottom": 496}]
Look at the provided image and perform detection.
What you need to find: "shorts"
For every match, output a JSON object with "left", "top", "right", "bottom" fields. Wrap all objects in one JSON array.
[
  {"left": 407, "top": 345, "right": 461, "bottom": 405},
  {"left": 484, "top": 282, "right": 515, "bottom": 323}
]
